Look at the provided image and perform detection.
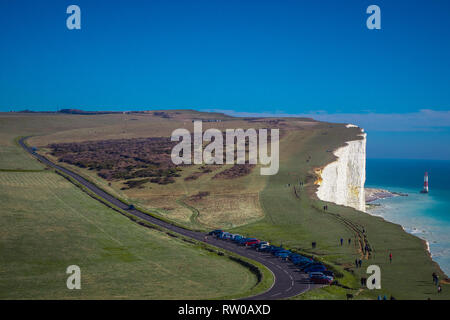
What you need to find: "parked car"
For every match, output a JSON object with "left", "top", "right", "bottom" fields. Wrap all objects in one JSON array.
[
  {"left": 267, "top": 246, "right": 284, "bottom": 253},
  {"left": 244, "top": 239, "right": 260, "bottom": 246},
  {"left": 309, "top": 272, "right": 333, "bottom": 284},
  {"left": 300, "top": 262, "right": 323, "bottom": 271},
  {"left": 293, "top": 259, "right": 313, "bottom": 267},
  {"left": 220, "top": 232, "right": 233, "bottom": 240},
  {"left": 291, "top": 255, "right": 312, "bottom": 264},
  {"left": 249, "top": 242, "right": 262, "bottom": 248},
  {"left": 232, "top": 235, "right": 244, "bottom": 242},
  {"left": 322, "top": 270, "right": 334, "bottom": 277},
  {"left": 236, "top": 237, "right": 250, "bottom": 245},
  {"left": 277, "top": 252, "right": 290, "bottom": 259},
  {"left": 208, "top": 229, "right": 222, "bottom": 236},
  {"left": 291, "top": 255, "right": 312, "bottom": 262},
  {"left": 274, "top": 250, "right": 291, "bottom": 257},
  {"left": 258, "top": 245, "right": 274, "bottom": 252},
  {"left": 255, "top": 242, "right": 270, "bottom": 251},
  {"left": 304, "top": 264, "right": 327, "bottom": 273}
]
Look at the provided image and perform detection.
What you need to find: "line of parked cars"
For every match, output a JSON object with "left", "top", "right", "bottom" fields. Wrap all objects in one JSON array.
[{"left": 208, "top": 229, "right": 334, "bottom": 285}]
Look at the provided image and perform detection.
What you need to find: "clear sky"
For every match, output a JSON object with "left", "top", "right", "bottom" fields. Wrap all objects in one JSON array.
[{"left": 1, "top": 0, "right": 449, "bottom": 159}]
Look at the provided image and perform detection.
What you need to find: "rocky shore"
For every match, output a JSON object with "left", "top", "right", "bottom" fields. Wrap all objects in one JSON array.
[{"left": 365, "top": 187, "right": 408, "bottom": 203}]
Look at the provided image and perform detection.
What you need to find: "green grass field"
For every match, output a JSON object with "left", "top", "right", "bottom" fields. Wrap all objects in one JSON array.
[
  {"left": 1, "top": 111, "right": 448, "bottom": 300},
  {"left": 231, "top": 126, "right": 450, "bottom": 300},
  {"left": 0, "top": 124, "right": 266, "bottom": 299},
  {"left": 0, "top": 170, "right": 262, "bottom": 299}
]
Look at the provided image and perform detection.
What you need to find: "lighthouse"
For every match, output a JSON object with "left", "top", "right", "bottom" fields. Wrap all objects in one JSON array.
[{"left": 420, "top": 172, "right": 429, "bottom": 194}]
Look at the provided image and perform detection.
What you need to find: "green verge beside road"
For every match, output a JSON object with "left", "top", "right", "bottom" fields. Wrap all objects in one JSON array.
[
  {"left": 231, "top": 125, "right": 450, "bottom": 300},
  {"left": 0, "top": 138, "right": 271, "bottom": 299}
]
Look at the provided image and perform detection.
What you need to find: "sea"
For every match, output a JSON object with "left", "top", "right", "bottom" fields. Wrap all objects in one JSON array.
[{"left": 366, "top": 158, "right": 450, "bottom": 275}]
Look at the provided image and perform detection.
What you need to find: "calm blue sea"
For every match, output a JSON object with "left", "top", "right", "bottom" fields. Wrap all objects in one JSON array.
[{"left": 366, "top": 159, "right": 450, "bottom": 275}]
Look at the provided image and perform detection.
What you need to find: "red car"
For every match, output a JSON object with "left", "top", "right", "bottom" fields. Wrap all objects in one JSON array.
[
  {"left": 309, "top": 272, "right": 333, "bottom": 284},
  {"left": 244, "top": 239, "right": 260, "bottom": 246}
]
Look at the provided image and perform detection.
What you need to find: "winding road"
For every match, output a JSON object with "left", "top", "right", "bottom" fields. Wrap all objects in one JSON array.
[{"left": 20, "top": 137, "right": 314, "bottom": 300}]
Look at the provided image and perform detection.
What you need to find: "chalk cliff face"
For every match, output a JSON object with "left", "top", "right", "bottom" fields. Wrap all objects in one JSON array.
[{"left": 316, "top": 126, "right": 366, "bottom": 212}]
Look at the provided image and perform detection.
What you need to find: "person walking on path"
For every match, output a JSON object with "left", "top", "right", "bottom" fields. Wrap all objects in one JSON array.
[
  {"left": 355, "top": 259, "right": 359, "bottom": 268},
  {"left": 432, "top": 272, "right": 438, "bottom": 285},
  {"left": 348, "top": 238, "right": 351, "bottom": 245},
  {"left": 389, "top": 252, "right": 392, "bottom": 263},
  {"left": 358, "top": 259, "right": 362, "bottom": 268},
  {"left": 340, "top": 238, "right": 343, "bottom": 246},
  {"left": 438, "top": 285, "right": 442, "bottom": 294}
]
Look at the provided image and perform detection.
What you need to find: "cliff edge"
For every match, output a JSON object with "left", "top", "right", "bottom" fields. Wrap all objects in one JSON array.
[{"left": 315, "top": 124, "right": 367, "bottom": 212}]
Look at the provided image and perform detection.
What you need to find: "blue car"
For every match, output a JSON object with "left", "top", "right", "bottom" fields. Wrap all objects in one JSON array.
[
  {"left": 258, "top": 245, "right": 273, "bottom": 252},
  {"left": 274, "top": 250, "right": 291, "bottom": 257},
  {"left": 292, "top": 257, "right": 313, "bottom": 265},
  {"left": 268, "top": 246, "right": 284, "bottom": 253},
  {"left": 231, "top": 234, "right": 243, "bottom": 241},
  {"left": 304, "top": 264, "right": 327, "bottom": 273},
  {"left": 300, "top": 262, "right": 322, "bottom": 271},
  {"left": 208, "top": 229, "right": 222, "bottom": 236},
  {"left": 219, "top": 232, "right": 233, "bottom": 240},
  {"left": 231, "top": 235, "right": 243, "bottom": 242},
  {"left": 290, "top": 254, "right": 308, "bottom": 261},
  {"left": 277, "top": 252, "right": 290, "bottom": 259}
]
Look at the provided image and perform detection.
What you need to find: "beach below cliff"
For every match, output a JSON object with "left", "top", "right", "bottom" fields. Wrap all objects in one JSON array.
[
  {"left": 365, "top": 158, "right": 450, "bottom": 277},
  {"left": 365, "top": 187, "right": 408, "bottom": 203}
]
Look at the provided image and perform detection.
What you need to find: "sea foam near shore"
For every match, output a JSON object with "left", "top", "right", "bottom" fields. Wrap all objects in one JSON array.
[{"left": 366, "top": 185, "right": 450, "bottom": 276}]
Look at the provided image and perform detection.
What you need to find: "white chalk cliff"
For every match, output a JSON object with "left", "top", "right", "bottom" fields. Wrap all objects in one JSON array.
[{"left": 315, "top": 125, "right": 367, "bottom": 212}]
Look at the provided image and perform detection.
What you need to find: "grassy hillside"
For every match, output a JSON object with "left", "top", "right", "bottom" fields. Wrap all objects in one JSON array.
[
  {"left": 232, "top": 125, "right": 450, "bottom": 300},
  {"left": 0, "top": 119, "right": 266, "bottom": 299},
  {"left": 1, "top": 111, "right": 448, "bottom": 300},
  {"left": 25, "top": 111, "right": 292, "bottom": 230}
]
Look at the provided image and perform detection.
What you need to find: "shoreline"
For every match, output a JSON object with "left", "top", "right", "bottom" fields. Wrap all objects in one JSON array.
[
  {"left": 365, "top": 187, "right": 408, "bottom": 203},
  {"left": 365, "top": 189, "right": 449, "bottom": 280}
]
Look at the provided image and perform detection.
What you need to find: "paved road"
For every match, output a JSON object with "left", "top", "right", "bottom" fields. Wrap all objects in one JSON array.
[{"left": 20, "top": 137, "right": 315, "bottom": 300}]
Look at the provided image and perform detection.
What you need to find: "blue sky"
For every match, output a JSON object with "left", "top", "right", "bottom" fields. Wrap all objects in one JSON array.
[{"left": 1, "top": 0, "right": 449, "bottom": 159}]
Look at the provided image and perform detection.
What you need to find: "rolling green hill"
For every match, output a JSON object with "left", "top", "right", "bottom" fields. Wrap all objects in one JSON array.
[{"left": 1, "top": 111, "right": 448, "bottom": 300}]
